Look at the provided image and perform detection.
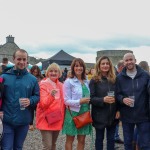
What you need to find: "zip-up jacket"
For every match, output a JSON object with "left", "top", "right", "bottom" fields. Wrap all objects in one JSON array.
[
  {"left": 148, "top": 79, "right": 150, "bottom": 118},
  {"left": 36, "top": 78, "right": 65, "bottom": 130},
  {"left": 116, "top": 65, "right": 150, "bottom": 123},
  {"left": 89, "top": 77, "right": 118, "bottom": 129},
  {"left": 0, "top": 77, "right": 3, "bottom": 109},
  {"left": 1, "top": 68, "right": 40, "bottom": 125}
]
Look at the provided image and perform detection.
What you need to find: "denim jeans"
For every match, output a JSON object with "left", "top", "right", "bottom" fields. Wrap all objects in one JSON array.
[
  {"left": 114, "top": 123, "right": 120, "bottom": 140},
  {"left": 1, "top": 122, "right": 29, "bottom": 150},
  {"left": 133, "top": 127, "right": 140, "bottom": 146},
  {"left": 122, "top": 121, "right": 150, "bottom": 150},
  {"left": 95, "top": 125, "right": 116, "bottom": 150}
]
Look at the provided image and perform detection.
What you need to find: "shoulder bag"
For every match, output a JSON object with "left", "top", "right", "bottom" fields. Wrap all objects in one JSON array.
[
  {"left": 45, "top": 109, "right": 62, "bottom": 125},
  {"left": 45, "top": 83, "right": 63, "bottom": 125},
  {"left": 68, "top": 106, "right": 93, "bottom": 129}
]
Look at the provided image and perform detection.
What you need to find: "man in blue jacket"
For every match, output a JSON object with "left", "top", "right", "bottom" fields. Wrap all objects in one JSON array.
[
  {"left": 116, "top": 53, "right": 150, "bottom": 150},
  {"left": 1, "top": 49, "right": 40, "bottom": 150}
]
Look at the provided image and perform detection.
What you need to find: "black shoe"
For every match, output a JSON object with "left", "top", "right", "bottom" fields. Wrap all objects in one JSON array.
[{"left": 115, "top": 138, "right": 124, "bottom": 144}]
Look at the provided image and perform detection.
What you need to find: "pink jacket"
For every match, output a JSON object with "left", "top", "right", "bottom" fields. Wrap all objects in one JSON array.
[{"left": 36, "top": 78, "right": 65, "bottom": 130}]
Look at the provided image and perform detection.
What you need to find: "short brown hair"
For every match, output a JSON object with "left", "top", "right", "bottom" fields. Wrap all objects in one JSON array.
[
  {"left": 13, "top": 49, "right": 28, "bottom": 59},
  {"left": 2, "top": 57, "right": 8, "bottom": 64}
]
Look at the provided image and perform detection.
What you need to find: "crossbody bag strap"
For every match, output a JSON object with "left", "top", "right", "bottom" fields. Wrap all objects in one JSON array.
[{"left": 67, "top": 106, "right": 73, "bottom": 118}]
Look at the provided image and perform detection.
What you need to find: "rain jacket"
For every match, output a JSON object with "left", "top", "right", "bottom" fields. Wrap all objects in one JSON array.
[
  {"left": 1, "top": 68, "right": 40, "bottom": 125},
  {"left": 36, "top": 78, "right": 65, "bottom": 130},
  {"left": 116, "top": 65, "right": 150, "bottom": 123},
  {"left": 89, "top": 77, "right": 118, "bottom": 129},
  {"left": 0, "top": 77, "right": 3, "bottom": 109}
]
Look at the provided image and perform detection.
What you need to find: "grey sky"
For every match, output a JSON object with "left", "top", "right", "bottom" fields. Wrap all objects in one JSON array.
[{"left": 0, "top": 0, "right": 150, "bottom": 64}]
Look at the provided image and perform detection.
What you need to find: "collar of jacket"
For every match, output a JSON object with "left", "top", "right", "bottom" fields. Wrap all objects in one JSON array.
[
  {"left": 4, "top": 67, "right": 28, "bottom": 76},
  {"left": 121, "top": 64, "right": 144, "bottom": 78},
  {"left": 72, "top": 76, "right": 88, "bottom": 84}
]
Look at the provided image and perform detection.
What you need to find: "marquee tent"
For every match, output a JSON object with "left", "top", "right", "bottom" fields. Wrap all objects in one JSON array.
[{"left": 42, "top": 50, "right": 75, "bottom": 69}]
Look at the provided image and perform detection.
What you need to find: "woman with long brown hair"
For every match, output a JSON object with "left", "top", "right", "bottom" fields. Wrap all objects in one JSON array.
[
  {"left": 62, "top": 58, "right": 92, "bottom": 150},
  {"left": 89, "top": 56, "right": 119, "bottom": 150}
]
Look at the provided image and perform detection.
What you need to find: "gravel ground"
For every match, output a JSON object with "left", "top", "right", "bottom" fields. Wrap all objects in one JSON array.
[{"left": 23, "top": 124, "right": 124, "bottom": 150}]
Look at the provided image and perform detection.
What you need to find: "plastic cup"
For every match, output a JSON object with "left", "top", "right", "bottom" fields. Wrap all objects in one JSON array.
[
  {"left": 107, "top": 91, "right": 115, "bottom": 97},
  {"left": 129, "top": 96, "right": 135, "bottom": 107},
  {"left": 83, "top": 93, "right": 90, "bottom": 98},
  {"left": 19, "top": 98, "right": 25, "bottom": 110},
  {"left": 54, "top": 89, "right": 60, "bottom": 100},
  {"left": 0, "top": 111, "right": 3, "bottom": 120}
]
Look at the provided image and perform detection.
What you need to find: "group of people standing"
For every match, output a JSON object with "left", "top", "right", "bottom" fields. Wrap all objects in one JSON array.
[{"left": 0, "top": 49, "right": 150, "bottom": 150}]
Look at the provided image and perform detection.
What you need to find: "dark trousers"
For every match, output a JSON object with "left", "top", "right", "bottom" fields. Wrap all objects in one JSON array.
[
  {"left": 95, "top": 125, "right": 116, "bottom": 150},
  {"left": 122, "top": 121, "right": 150, "bottom": 150},
  {"left": 29, "top": 105, "right": 36, "bottom": 125},
  {"left": 114, "top": 123, "right": 120, "bottom": 140},
  {"left": 1, "top": 122, "right": 29, "bottom": 150}
]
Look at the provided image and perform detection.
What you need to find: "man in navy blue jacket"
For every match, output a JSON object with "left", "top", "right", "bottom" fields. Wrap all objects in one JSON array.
[
  {"left": 1, "top": 49, "right": 40, "bottom": 150},
  {"left": 116, "top": 53, "right": 150, "bottom": 150}
]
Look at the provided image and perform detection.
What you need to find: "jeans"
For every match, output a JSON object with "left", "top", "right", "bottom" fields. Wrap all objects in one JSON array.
[
  {"left": 114, "top": 123, "right": 120, "bottom": 140},
  {"left": 122, "top": 121, "right": 150, "bottom": 150},
  {"left": 1, "top": 122, "right": 29, "bottom": 150},
  {"left": 133, "top": 127, "right": 139, "bottom": 146},
  {"left": 95, "top": 125, "right": 116, "bottom": 150}
]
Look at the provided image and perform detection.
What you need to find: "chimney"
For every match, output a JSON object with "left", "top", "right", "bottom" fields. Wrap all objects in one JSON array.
[{"left": 6, "top": 35, "right": 14, "bottom": 43}]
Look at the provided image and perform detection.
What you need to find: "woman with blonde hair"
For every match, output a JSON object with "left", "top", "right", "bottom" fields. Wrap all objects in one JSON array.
[
  {"left": 89, "top": 56, "right": 119, "bottom": 150},
  {"left": 62, "top": 58, "right": 92, "bottom": 150},
  {"left": 36, "top": 63, "right": 65, "bottom": 150}
]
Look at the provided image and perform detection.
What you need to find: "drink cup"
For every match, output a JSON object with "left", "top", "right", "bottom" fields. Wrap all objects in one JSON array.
[
  {"left": 129, "top": 96, "right": 135, "bottom": 107},
  {"left": 19, "top": 98, "right": 25, "bottom": 110},
  {"left": 0, "top": 111, "right": 3, "bottom": 120},
  {"left": 83, "top": 93, "right": 90, "bottom": 98},
  {"left": 107, "top": 91, "right": 115, "bottom": 97},
  {"left": 54, "top": 89, "right": 60, "bottom": 100}
]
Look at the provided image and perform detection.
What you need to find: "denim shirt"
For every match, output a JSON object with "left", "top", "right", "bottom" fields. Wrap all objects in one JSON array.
[{"left": 63, "top": 77, "right": 90, "bottom": 112}]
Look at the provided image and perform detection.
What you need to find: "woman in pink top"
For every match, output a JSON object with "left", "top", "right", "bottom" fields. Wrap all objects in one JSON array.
[{"left": 36, "top": 63, "right": 65, "bottom": 150}]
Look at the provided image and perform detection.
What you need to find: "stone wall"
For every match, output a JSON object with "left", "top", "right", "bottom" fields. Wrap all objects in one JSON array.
[{"left": 96, "top": 50, "right": 133, "bottom": 66}]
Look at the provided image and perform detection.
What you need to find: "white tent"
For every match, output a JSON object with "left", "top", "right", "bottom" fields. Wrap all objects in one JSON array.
[{"left": 35, "top": 62, "right": 42, "bottom": 70}]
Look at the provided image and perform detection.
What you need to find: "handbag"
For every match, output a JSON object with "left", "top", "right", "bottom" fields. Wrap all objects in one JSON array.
[
  {"left": 45, "top": 109, "right": 62, "bottom": 125},
  {"left": 68, "top": 107, "right": 93, "bottom": 129},
  {"left": 45, "top": 83, "right": 63, "bottom": 125}
]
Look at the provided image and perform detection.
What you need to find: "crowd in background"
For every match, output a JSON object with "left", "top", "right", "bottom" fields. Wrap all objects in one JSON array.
[{"left": 0, "top": 49, "right": 150, "bottom": 150}]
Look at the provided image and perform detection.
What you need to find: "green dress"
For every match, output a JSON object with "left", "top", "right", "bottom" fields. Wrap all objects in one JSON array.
[{"left": 62, "top": 84, "right": 92, "bottom": 135}]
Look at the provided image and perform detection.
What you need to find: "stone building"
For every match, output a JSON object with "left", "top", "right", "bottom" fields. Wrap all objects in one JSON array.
[
  {"left": 0, "top": 36, "right": 133, "bottom": 68},
  {"left": 96, "top": 50, "right": 133, "bottom": 66},
  {"left": 0, "top": 35, "right": 43, "bottom": 64}
]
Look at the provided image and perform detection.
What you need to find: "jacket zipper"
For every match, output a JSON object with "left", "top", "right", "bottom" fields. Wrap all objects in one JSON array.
[
  {"left": 132, "top": 78, "right": 136, "bottom": 121},
  {"left": 108, "top": 80, "right": 112, "bottom": 126}
]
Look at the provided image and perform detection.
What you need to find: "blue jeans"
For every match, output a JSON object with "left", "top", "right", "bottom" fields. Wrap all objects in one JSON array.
[
  {"left": 133, "top": 127, "right": 139, "bottom": 146},
  {"left": 95, "top": 125, "right": 116, "bottom": 150},
  {"left": 1, "top": 122, "right": 29, "bottom": 150},
  {"left": 114, "top": 123, "right": 120, "bottom": 140},
  {"left": 122, "top": 121, "right": 150, "bottom": 150}
]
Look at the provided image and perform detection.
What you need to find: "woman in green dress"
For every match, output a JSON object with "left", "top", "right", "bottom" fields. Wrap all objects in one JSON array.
[{"left": 62, "top": 58, "right": 92, "bottom": 150}]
